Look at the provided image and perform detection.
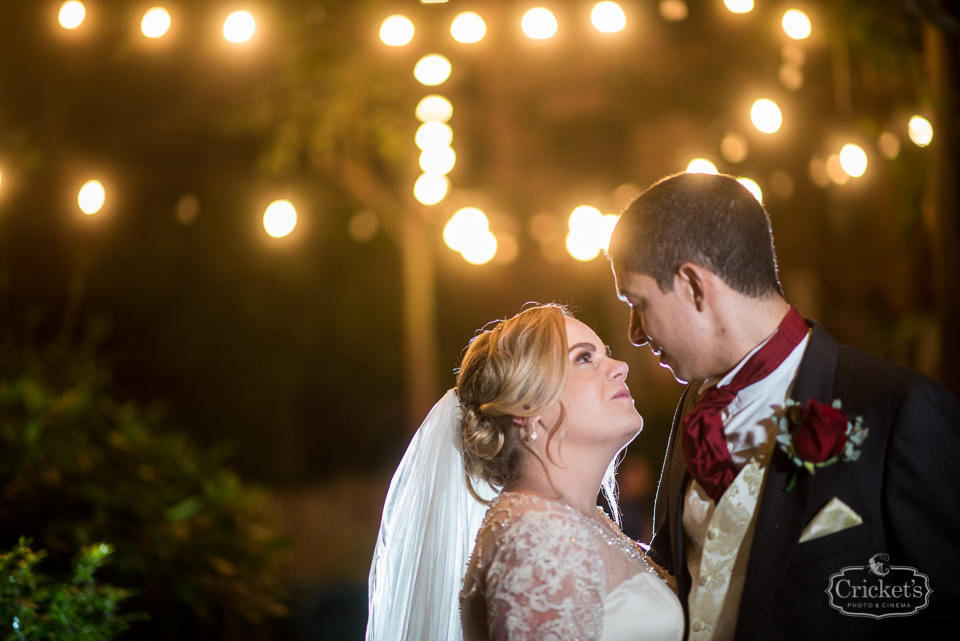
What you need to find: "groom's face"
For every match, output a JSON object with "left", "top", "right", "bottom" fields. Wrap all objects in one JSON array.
[{"left": 616, "top": 270, "right": 708, "bottom": 384}]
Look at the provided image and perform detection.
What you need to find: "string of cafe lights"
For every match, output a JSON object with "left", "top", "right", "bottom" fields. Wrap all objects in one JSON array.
[{"left": 17, "top": 2, "right": 935, "bottom": 266}]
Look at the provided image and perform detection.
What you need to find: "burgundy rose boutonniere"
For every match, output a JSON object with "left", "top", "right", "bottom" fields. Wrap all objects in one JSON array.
[{"left": 776, "top": 399, "right": 869, "bottom": 491}]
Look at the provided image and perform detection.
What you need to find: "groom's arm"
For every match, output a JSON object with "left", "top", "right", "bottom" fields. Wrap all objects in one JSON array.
[{"left": 884, "top": 376, "right": 960, "bottom": 625}]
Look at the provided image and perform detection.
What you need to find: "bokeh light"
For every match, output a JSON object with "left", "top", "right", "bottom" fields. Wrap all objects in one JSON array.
[
  {"left": 141, "top": 7, "right": 171, "bottom": 38},
  {"left": 349, "top": 211, "right": 379, "bottom": 242},
  {"left": 878, "top": 131, "right": 901, "bottom": 160},
  {"left": 78, "top": 180, "right": 105, "bottom": 215},
  {"left": 59, "top": 1, "right": 85, "bottom": 30},
  {"left": 521, "top": 8, "right": 558, "bottom": 40},
  {"left": 415, "top": 122, "right": 453, "bottom": 150},
  {"left": 414, "top": 54, "right": 452, "bottom": 86},
  {"left": 263, "top": 200, "right": 297, "bottom": 238},
  {"left": 720, "top": 132, "right": 749, "bottom": 163},
  {"left": 778, "top": 64, "right": 804, "bottom": 91},
  {"left": 413, "top": 174, "right": 449, "bottom": 205},
  {"left": 908, "top": 116, "right": 933, "bottom": 147},
  {"left": 591, "top": 2, "right": 626, "bottom": 33},
  {"left": 419, "top": 146, "right": 456, "bottom": 175},
  {"left": 451, "top": 12, "right": 486, "bottom": 43},
  {"left": 686, "top": 158, "right": 718, "bottom": 174},
  {"left": 461, "top": 232, "right": 498, "bottom": 265},
  {"left": 599, "top": 214, "right": 620, "bottom": 251},
  {"left": 826, "top": 155, "right": 849, "bottom": 184},
  {"left": 416, "top": 95, "right": 453, "bottom": 123},
  {"left": 380, "top": 15, "right": 414, "bottom": 46},
  {"left": 751, "top": 99, "right": 783, "bottom": 134},
  {"left": 223, "top": 11, "right": 255, "bottom": 43},
  {"left": 782, "top": 9, "right": 811, "bottom": 40},
  {"left": 723, "top": 0, "right": 754, "bottom": 14},
  {"left": 839, "top": 143, "right": 867, "bottom": 177},
  {"left": 566, "top": 206, "right": 605, "bottom": 261},
  {"left": 659, "top": 0, "right": 688, "bottom": 21},
  {"left": 492, "top": 233, "right": 519, "bottom": 265},
  {"left": 737, "top": 177, "right": 763, "bottom": 202},
  {"left": 443, "top": 207, "right": 489, "bottom": 251}
]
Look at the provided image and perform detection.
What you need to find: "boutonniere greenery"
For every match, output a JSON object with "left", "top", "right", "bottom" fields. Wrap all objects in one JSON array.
[{"left": 776, "top": 399, "right": 869, "bottom": 492}]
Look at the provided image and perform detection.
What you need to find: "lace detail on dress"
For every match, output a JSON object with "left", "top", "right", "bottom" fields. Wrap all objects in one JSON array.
[
  {"left": 461, "top": 492, "right": 676, "bottom": 641},
  {"left": 486, "top": 507, "right": 605, "bottom": 640}
]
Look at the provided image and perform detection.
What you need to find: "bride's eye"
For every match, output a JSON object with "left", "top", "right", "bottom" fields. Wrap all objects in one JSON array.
[{"left": 574, "top": 350, "right": 593, "bottom": 364}]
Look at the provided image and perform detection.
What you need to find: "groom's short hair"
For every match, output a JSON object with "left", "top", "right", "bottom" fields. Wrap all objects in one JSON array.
[{"left": 609, "top": 173, "right": 784, "bottom": 298}]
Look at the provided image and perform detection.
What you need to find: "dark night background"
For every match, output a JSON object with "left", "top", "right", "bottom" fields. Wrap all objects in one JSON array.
[{"left": 0, "top": 0, "right": 957, "bottom": 638}]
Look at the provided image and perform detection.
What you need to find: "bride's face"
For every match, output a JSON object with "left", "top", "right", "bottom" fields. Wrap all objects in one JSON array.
[{"left": 535, "top": 318, "right": 643, "bottom": 452}]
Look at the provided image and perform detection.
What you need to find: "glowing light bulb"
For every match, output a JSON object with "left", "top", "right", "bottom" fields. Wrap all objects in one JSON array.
[
  {"left": 565, "top": 206, "right": 605, "bottom": 262},
  {"left": 839, "top": 144, "right": 867, "bottom": 177},
  {"left": 569, "top": 205, "right": 603, "bottom": 233},
  {"left": 59, "top": 2, "right": 85, "bottom": 29},
  {"left": 908, "top": 116, "right": 933, "bottom": 147},
  {"left": 751, "top": 99, "right": 782, "bottom": 134},
  {"left": 592, "top": 2, "right": 626, "bottom": 33},
  {"left": 737, "top": 177, "right": 763, "bottom": 202},
  {"left": 263, "top": 200, "right": 297, "bottom": 237},
  {"left": 686, "top": 158, "right": 718, "bottom": 174},
  {"left": 826, "top": 155, "right": 849, "bottom": 184},
  {"left": 415, "top": 122, "right": 453, "bottom": 150},
  {"left": 141, "top": 7, "right": 171, "bottom": 38},
  {"left": 782, "top": 9, "right": 811, "bottom": 40},
  {"left": 461, "top": 231, "right": 498, "bottom": 265},
  {"left": 443, "top": 207, "right": 490, "bottom": 251},
  {"left": 416, "top": 95, "right": 453, "bottom": 123},
  {"left": 78, "top": 180, "right": 105, "bottom": 214},
  {"left": 414, "top": 54, "right": 452, "bottom": 86},
  {"left": 599, "top": 214, "right": 620, "bottom": 251},
  {"left": 413, "top": 174, "right": 449, "bottom": 205},
  {"left": 379, "top": 15, "right": 414, "bottom": 46},
  {"left": 723, "top": 0, "right": 754, "bottom": 14},
  {"left": 419, "top": 146, "right": 456, "bottom": 175},
  {"left": 522, "top": 8, "right": 558, "bottom": 40},
  {"left": 451, "top": 12, "right": 486, "bottom": 43},
  {"left": 223, "top": 11, "right": 255, "bottom": 43}
]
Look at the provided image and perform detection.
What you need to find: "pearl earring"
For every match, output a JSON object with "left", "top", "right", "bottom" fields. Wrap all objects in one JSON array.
[{"left": 529, "top": 426, "right": 538, "bottom": 441}]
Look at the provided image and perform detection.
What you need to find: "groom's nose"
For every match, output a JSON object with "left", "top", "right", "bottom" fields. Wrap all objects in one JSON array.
[{"left": 628, "top": 311, "right": 649, "bottom": 347}]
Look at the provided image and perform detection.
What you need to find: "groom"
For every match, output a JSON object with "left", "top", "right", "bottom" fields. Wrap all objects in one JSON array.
[{"left": 608, "top": 173, "right": 960, "bottom": 640}]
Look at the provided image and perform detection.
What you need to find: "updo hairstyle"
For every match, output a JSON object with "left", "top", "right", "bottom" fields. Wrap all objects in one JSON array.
[{"left": 456, "top": 304, "right": 570, "bottom": 503}]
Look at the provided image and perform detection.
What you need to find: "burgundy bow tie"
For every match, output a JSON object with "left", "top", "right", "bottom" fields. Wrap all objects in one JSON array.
[{"left": 681, "top": 307, "right": 808, "bottom": 503}]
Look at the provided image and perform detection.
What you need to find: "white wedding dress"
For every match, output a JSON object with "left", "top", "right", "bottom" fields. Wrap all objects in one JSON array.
[{"left": 460, "top": 492, "right": 684, "bottom": 641}]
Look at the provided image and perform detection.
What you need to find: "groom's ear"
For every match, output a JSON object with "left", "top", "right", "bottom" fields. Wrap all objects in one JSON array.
[{"left": 677, "top": 263, "right": 708, "bottom": 312}]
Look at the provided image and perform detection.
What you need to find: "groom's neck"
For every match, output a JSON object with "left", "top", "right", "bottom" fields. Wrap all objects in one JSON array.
[{"left": 709, "top": 293, "right": 793, "bottom": 378}]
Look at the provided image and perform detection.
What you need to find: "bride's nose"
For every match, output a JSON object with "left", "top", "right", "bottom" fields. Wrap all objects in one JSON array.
[{"left": 607, "top": 358, "right": 628, "bottom": 380}]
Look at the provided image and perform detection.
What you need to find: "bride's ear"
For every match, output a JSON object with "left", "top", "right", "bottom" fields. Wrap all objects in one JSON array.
[{"left": 512, "top": 415, "right": 533, "bottom": 426}]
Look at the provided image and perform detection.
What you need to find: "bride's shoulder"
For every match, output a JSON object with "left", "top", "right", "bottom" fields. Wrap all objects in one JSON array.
[{"left": 476, "top": 492, "right": 598, "bottom": 553}]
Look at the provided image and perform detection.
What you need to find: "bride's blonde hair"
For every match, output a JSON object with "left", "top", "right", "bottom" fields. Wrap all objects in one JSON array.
[{"left": 456, "top": 304, "right": 570, "bottom": 501}]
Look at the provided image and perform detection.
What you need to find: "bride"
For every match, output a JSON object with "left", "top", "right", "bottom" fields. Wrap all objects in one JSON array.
[{"left": 367, "top": 304, "right": 684, "bottom": 641}]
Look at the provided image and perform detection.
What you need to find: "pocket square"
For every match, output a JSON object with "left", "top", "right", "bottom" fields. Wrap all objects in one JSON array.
[{"left": 799, "top": 497, "right": 863, "bottom": 543}]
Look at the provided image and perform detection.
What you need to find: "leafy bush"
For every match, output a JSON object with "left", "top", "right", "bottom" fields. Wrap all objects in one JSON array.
[
  {"left": 0, "top": 538, "right": 143, "bottom": 640},
  {"left": 0, "top": 348, "right": 288, "bottom": 640}
]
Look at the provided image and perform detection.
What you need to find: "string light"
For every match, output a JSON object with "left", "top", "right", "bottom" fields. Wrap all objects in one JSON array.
[
  {"left": 416, "top": 95, "right": 453, "bottom": 123},
  {"left": 908, "top": 116, "right": 933, "bottom": 147},
  {"left": 723, "top": 0, "right": 754, "bottom": 14},
  {"left": 380, "top": 15, "right": 415, "bottom": 46},
  {"left": 223, "top": 11, "right": 255, "bottom": 43},
  {"left": 521, "top": 8, "right": 558, "bottom": 40},
  {"left": 839, "top": 144, "right": 867, "bottom": 177},
  {"left": 263, "top": 200, "right": 297, "bottom": 237},
  {"left": 451, "top": 12, "right": 486, "bottom": 43},
  {"left": 413, "top": 174, "right": 449, "bottom": 205},
  {"left": 141, "top": 7, "right": 171, "bottom": 38},
  {"left": 415, "top": 122, "right": 453, "bottom": 150},
  {"left": 591, "top": 2, "right": 626, "bottom": 33},
  {"left": 782, "top": 9, "right": 812, "bottom": 40},
  {"left": 686, "top": 158, "right": 718, "bottom": 174},
  {"left": 751, "top": 99, "right": 782, "bottom": 134},
  {"left": 58, "top": 2, "right": 86, "bottom": 30},
  {"left": 419, "top": 146, "right": 456, "bottom": 175},
  {"left": 77, "top": 180, "right": 105, "bottom": 215},
  {"left": 414, "top": 54, "right": 452, "bottom": 86},
  {"left": 443, "top": 208, "right": 498, "bottom": 264},
  {"left": 566, "top": 206, "right": 605, "bottom": 261},
  {"left": 826, "top": 155, "right": 849, "bottom": 184}
]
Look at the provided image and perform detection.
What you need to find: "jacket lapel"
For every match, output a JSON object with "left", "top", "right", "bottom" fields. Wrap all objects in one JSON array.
[
  {"left": 735, "top": 321, "right": 839, "bottom": 639},
  {"left": 669, "top": 381, "right": 701, "bottom": 609}
]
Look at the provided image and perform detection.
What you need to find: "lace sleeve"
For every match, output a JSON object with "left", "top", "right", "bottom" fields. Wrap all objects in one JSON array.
[{"left": 485, "top": 506, "right": 606, "bottom": 641}]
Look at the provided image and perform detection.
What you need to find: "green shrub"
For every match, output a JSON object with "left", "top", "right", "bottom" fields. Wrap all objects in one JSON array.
[
  {"left": 0, "top": 538, "right": 144, "bottom": 641},
  {"left": 0, "top": 348, "right": 287, "bottom": 640}
]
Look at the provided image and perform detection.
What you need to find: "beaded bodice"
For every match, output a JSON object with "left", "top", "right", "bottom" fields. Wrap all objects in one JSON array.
[{"left": 460, "top": 491, "right": 677, "bottom": 641}]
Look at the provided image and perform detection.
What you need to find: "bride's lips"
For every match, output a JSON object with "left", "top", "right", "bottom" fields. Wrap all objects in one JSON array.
[{"left": 612, "top": 388, "right": 633, "bottom": 400}]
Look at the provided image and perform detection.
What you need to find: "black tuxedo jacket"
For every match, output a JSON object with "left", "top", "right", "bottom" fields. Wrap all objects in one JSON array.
[{"left": 648, "top": 321, "right": 960, "bottom": 640}]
